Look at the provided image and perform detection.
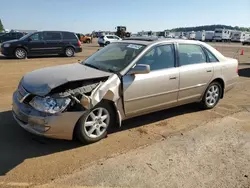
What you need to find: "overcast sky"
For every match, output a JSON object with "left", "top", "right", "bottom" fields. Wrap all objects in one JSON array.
[{"left": 1, "top": 0, "right": 250, "bottom": 33}]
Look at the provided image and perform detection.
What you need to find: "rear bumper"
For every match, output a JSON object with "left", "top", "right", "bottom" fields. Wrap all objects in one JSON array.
[{"left": 75, "top": 47, "right": 82, "bottom": 53}]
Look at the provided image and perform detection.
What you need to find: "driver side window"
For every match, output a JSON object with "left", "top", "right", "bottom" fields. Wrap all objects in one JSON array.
[
  {"left": 29, "top": 32, "right": 43, "bottom": 41},
  {"left": 137, "top": 44, "right": 175, "bottom": 71}
]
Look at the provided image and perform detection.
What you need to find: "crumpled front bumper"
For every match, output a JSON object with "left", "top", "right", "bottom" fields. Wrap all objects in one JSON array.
[{"left": 12, "top": 91, "right": 85, "bottom": 140}]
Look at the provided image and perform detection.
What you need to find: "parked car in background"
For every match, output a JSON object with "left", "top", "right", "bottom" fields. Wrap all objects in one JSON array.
[
  {"left": 12, "top": 37, "right": 238, "bottom": 144},
  {"left": 0, "top": 32, "right": 25, "bottom": 43},
  {"left": 1, "top": 31, "right": 82, "bottom": 59},
  {"left": 98, "top": 35, "right": 122, "bottom": 47},
  {"left": 242, "top": 38, "right": 250, "bottom": 45}
]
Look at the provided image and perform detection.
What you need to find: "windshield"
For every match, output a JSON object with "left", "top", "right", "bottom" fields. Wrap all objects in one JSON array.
[
  {"left": 81, "top": 42, "right": 146, "bottom": 73},
  {"left": 18, "top": 32, "right": 35, "bottom": 40}
]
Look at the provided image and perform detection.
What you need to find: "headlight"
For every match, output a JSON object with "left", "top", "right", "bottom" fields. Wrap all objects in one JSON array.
[
  {"left": 29, "top": 96, "right": 71, "bottom": 114},
  {"left": 3, "top": 43, "right": 10, "bottom": 48}
]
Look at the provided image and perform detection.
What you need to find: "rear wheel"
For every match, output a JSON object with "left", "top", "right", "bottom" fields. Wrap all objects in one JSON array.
[
  {"left": 65, "top": 47, "right": 75, "bottom": 57},
  {"left": 86, "top": 39, "right": 90, "bottom": 43},
  {"left": 14, "top": 48, "right": 27, "bottom": 59},
  {"left": 75, "top": 101, "right": 116, "bottom": 144},
  {"left": 105, "top": 41, "right": 110, "bottom": 46},
  {"left": 201, "top": 82, "right": 222, "bottom": 109}
]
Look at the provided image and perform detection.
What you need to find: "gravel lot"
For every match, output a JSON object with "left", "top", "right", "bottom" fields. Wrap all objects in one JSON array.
[{"left": 0, "top": 41, "right": 250, "bottom": 188}]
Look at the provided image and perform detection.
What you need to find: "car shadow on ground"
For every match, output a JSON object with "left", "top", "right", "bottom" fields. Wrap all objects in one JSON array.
[
  {"left": 238, "top": 67, "right": 250, "bottom": 78},
  {"left": 0, "top": 103, "right": 201, "bottom": 176}
]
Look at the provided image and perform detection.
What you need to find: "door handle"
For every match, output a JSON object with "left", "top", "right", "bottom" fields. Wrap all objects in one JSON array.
[
  {"left": 169, "top": 76, "right": 177, "bottom": 80},
  {"left": 206, "top": 70, "right": 212, "bottom": 72}
]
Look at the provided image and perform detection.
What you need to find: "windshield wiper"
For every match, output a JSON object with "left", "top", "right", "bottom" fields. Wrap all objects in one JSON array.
[{"left": 84, "top": 63, "right": 100, "bottom": 70}]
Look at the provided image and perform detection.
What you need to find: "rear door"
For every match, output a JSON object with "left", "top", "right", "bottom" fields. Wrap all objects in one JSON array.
[
  {"left": 43, "top": 31, "right": 63, "bottom": 54},
  {"left": 177, "top": 43, "right": 214, "bottom": 104}
]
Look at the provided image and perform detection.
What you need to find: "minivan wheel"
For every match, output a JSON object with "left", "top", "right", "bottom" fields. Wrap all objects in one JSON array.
[
  {"left": 15, "top": 48, "right": 27, "bottom": 59},
  {"left": 75, "top": 102, "right": 115, "bottom": 144},
  {"left": 201, "top": 82, "right": 222, "bottom": 109},
  {"left": 65, "top": 47, "right": 75, "bottom": 57}
]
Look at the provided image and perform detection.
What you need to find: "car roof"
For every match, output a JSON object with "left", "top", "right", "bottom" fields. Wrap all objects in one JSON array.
[{"left": 118, "top": 37, "right": 207, "bottom": 46}]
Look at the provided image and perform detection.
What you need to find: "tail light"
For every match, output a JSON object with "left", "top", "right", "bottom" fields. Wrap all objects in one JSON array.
[{"left": 77, "top": 40, "right": 81, "bottom": 47}]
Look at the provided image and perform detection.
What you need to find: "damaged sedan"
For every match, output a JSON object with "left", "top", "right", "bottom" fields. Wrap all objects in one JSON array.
[{"left": 12, "top": 37, "right": 239, "bottom": 144}]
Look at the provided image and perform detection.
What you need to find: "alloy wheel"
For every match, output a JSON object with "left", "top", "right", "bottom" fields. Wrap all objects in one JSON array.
[
  {"left": 83, "top": 107, "right": 110, "bottom": 139},
  {"left": 205, "top": 85, "right": 220, "bottom": 106}
]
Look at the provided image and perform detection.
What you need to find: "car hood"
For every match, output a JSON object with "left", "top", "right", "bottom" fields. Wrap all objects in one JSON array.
[
  {"left": 21, "top": 63, "right": 113, "bottom": 96},
  {"left": 1, "top": 39, "right": 19, "bottom": 44}
]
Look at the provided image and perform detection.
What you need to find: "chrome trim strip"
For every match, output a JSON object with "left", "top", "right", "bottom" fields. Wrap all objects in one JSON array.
[
  {"left": 179, "top": 83, "right": 207, "bottom": 91},
  {"left": 125, "top": 89, "right": 178, "bottom": 102}
]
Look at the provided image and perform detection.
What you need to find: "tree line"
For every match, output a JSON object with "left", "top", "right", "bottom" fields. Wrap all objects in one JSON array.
[
  {"left": 0, "top": 19, "right": 4, "bottom": 32},
  {"left": 170, "top": 24, "right": 250, "bottom": 32}
]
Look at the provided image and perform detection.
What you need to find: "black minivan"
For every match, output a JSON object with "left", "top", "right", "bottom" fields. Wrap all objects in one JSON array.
[{"left": 0, "top": 31, "right": 82, "bottom": 59}]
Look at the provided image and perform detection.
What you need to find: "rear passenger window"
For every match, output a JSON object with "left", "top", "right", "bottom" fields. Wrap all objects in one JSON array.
[
  {"left": 43, "top": 32, "right": 62, "bottom": 40},
  {"left": 107, "top": 36, "right": 114, "bottom": 39},
  {"left": 204, "top": 48, "right": 219, "bottom": 62},
  {"left": 63, "top": 32, "right": 76, "bottom": 40},
  {"left": 178, "top": 44, "right": 206, "bottom": 66}
]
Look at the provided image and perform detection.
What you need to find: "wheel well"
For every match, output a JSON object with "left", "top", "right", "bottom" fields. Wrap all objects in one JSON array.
[
  {"left": 65, "top": 46, "right": 75, "bottom": 51},
  {"left": 211, "top": 78, "right": 225, "bottom": 98},
  {"left": 14, "top": 46, "right": 27, "bottom": 53},
  {"left": 72, "top": 99, "right": 118, "bottom": 140}
]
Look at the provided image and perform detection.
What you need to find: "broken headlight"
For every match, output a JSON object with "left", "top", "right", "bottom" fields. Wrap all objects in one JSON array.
[{"left": 29, "top": 96, "right": 71, "bottom": 114}]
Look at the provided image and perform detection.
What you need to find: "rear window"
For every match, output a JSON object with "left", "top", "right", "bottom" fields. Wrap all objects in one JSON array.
[
  {"left": 62, "top": 32, "right": 77, "bottom": 40},
  {"left": 43, "top": 32, "right": 62, "bottom": 40}
]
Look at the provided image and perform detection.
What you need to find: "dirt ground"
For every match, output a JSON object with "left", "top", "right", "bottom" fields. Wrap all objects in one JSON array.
[{"left": 0, "top": 41, "right": 250, "bottom": 187}]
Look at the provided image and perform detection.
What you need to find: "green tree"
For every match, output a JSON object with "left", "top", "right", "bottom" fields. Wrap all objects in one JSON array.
[{"left": 0, "top": 19, "right": 4, "bottom": 32}]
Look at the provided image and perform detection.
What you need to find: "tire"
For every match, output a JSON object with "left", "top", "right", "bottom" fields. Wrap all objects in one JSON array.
[
  {"left": 86, "top": 39, "right": 90, "bottom": 44},
  {"left": 75, "top": 101, "right": 116, "bottom": 144},
  {"left": 105, "top": 41, "right": 110, "bottom": 46},
  {"left": 14, "top": 48, "right": 27, "bottom": 59},
  {"left": 64, "top": 47, "right": 75, "bottom": 57},
  {"left": 201, "top": 82, "right": 222, "bottom": 109}
]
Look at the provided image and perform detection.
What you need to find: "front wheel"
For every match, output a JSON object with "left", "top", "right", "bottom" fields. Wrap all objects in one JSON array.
[
  {"left": 64, "top": 47, "right": 75, "bottom": 57},
  {"left": 201, "top": 82, "right": 222, "bottom": 109},
  {"left": 75, "top": 102, "right": 115, "bottom": 144},
  {"left": 15, "top": 48, "right": 27, "bottom": 59}
]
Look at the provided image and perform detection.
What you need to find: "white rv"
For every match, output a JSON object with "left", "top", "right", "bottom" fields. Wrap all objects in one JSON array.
[
  {"left": 231, "top": 31, "right": 250, "bottom": 42},
  {"left": 231, "top": 31, "right": 245, "bottom": 42},
  {"left": 195, "top": 30, "right": 205, "bottom": 41},
  {"left": 213, "top": 28, "right": 231, "bottom": 42},
  {"left": 187, "top": 31, "right": 196, "bottom": 40},
  {"left": 205, "top": 31, "right": 214, "bottom": 42}
]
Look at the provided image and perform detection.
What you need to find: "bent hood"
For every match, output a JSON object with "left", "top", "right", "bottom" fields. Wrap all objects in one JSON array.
[{"left": 21, "top": 63, "right": 112, "bottom": 96}]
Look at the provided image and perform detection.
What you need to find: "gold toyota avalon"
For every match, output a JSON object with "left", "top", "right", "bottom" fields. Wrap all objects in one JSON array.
[{"left": 12, "top": 37, "right": 239, "bottom": 144}]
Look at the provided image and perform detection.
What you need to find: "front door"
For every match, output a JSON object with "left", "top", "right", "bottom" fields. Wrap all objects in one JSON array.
[
  {"left": 43, "top": 31, "right": 63, "bottom": 54},
  {"left": 123, "top": 43, "right": 179, "bottom": 117},
  {"left": 177, "top": 43, "right": 214, "bottom": 104},
  {"left": 26, "top": 32, "right": 45, "bottom": 54}
]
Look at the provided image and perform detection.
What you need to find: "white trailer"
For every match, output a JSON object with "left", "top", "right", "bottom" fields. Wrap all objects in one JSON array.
[
  {"left": 205, "top": 31, "right": 214, "bottom": 42},
  {"left": 231, "top": 31, "right": 245, "bottom": 42},
  {"left": 187, "top": 31, "right": 196, "bottom": 40},
  {"left": 213, "top": 28, "right": 231, "bottom": 42},
  {"left": 195, "top": 30, "right": 205, "bottom": 41}
]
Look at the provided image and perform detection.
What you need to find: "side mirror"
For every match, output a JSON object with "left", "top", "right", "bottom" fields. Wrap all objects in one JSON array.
[
  {"left": 27, "top": 38, "right": 32, "bottom": 42},
  {"left": 128, "top": 64, "right": 150, "bottom": 75}
]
